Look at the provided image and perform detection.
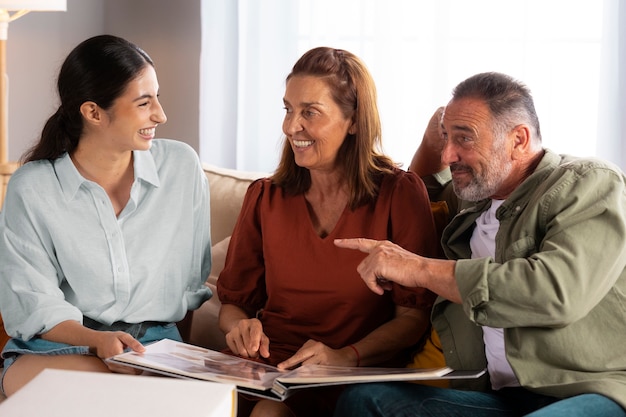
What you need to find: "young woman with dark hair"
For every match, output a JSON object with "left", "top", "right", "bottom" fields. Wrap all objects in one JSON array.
[{"left": 0, "top": 35, "right": 212, "bottom": 396}]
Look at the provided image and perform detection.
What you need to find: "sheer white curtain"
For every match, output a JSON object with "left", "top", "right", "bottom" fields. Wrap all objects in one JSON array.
[
  {"left": 201, "top": 0, "right": 624, "bottom": 172},
  {"left": 199, "top": 0, "right": 299, "bottom": 171},
  {"left": 597, "top": 0, "right": 625, "bottom": 170}
]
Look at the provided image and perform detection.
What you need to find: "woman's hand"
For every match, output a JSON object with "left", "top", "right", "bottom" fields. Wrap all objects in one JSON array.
[
  {"left": 277, "top": 339, "right": 358, "bottom": 370},
  {"left": 224, "top": 317, "right": 270, "bottom": 360},
  {"left": 41, "top": 320, "right": 146, "bottom": 374},
  {"left": 93, "top": 331, "right": 145, "bottom": 374}
]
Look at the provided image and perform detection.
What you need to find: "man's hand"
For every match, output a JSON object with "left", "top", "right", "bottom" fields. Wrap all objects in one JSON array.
[
  {"left": 334, "top": 238, "right": 420, "bottom": 294},
  {"left": 409, "top": 106, "right": 447, "bottom": 176},
  {"left": 334, "top": 238, "right": 462, "bottom": 303}
]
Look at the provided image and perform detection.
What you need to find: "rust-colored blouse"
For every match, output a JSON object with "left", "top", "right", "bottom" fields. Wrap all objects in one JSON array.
[{"left": 217, "top": 168, "right": 439, "bottom": 365}]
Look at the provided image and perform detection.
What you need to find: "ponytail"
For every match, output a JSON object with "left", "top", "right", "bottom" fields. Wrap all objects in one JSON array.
[{"left": 21, "top": 107, "right": 81, "bottom": 163}]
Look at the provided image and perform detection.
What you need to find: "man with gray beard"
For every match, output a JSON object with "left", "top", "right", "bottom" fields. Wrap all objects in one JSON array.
[{"left": 333, "top": 72, "right": 626, "bottom": 416}]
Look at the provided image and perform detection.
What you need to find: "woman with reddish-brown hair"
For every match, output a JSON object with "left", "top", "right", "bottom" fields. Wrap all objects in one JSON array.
[{"left": 217, "top": 47, "right": 440, "bottom": 417}]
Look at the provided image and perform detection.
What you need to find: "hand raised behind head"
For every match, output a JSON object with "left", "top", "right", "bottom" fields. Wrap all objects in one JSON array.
[
  {"left": 409, "top": 106, "right": 447, "bottom": 176},
  {"left": 423, "top": 106, "right": 445, "bottom": 151}
]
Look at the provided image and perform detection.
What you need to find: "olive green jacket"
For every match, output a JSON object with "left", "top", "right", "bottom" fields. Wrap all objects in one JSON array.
[{"left": 431, "top": 150, "right": 626, "bottom": 408}]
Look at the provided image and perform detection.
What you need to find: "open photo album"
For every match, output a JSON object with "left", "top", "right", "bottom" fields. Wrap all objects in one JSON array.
[{"left": 107, "top": 338, "right": 485, "bottom": 401}]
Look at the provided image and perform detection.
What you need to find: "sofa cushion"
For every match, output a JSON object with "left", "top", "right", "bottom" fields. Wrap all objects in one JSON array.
[
  {"left": 188, "top": 236, "right": 231, "bottom": 350},
  {"left": 190, "top": 164, "right": 267, "bottom": 350},
  {"left": 203, "top": 163, "right": 268, "bottom": 244}
]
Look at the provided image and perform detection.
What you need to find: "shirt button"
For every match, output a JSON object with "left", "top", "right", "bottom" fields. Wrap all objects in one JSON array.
[{"left": 117, "top": 266, "right": 124, "bottom": 272}]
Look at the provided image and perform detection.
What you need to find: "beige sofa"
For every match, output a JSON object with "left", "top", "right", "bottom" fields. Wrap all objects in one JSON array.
[{"left": 186, "top": 164, "right": 268, "bottom": 351}]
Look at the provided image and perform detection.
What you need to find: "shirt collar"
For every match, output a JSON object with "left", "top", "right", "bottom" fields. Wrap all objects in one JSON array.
[
  {"left": 133, "top": 148, "right": 160, "bottom": 188},
  {"left": 54, "top": 149, "right": 161, "bottom": 201},
  {"left": 54, "top": 153, "right": 85, "bottom": 200}
]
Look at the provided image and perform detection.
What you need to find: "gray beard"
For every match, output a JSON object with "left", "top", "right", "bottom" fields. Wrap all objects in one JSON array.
[
  {"left": 453, "top": 178, "right": 495, "bottom": 201},
  {"left": 452, "top": 159, "right": 512, "bottom": 202}
]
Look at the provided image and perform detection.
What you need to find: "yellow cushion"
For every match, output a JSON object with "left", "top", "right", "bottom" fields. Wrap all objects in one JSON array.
[
  {"left": 430, "top": 200, "right": 449, "bottom": 241},
  {"left": 407, "top": 327, "right": 449, "bottom": 388},
  {"left": 403, "top": 201, "right": 450, "bottom": 387}
]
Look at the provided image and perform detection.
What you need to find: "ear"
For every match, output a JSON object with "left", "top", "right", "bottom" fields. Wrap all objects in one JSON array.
[
  {"left": 510, "top": 124, "right": 531, "bottom": 159},
  {"left": 79, "top": 101, "right": 104, "bottom": 126},
  {"left": 348, "top": 122, "right": 357, "bottom": 135}
]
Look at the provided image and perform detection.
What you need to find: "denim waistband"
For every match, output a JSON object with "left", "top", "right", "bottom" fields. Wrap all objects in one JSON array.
[{"left": 82, "top": 317, "right": 170, "bottom": 340}]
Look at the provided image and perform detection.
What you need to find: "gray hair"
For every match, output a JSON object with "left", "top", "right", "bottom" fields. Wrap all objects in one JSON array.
[{"left": 452, "top": 72, "right": 542, "bottom": 143}]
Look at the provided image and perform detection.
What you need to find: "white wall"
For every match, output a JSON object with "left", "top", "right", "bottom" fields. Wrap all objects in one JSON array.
[
  {"left": 103, "top": 0, "right": 201, "bottom": 152},
  {"left": 5, "top": 0, "right": 201, "bottom": 161}
]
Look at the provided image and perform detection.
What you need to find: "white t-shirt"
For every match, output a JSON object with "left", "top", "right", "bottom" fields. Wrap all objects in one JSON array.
[{"left": 469, "top": 199, "right": 520, "bottom": 390}]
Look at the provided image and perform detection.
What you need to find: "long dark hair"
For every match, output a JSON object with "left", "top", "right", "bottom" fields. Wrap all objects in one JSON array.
[
  {"left": 272, "top": 47, "right": 396, "bottom": 209},
  {"left": 21, "top": 34, "right": 154, "bottom": 163}
]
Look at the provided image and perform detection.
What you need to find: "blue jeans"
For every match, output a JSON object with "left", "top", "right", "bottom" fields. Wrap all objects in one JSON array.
[
  {"left": 1, "top": 321, "right": 181, "bottom": 395},
  {"left": 334, "top": 383, "right": 626, "bottom": 417}
]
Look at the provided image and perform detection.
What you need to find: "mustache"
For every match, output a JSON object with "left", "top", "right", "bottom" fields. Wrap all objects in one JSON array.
[{"left": 450, "top": 163, "right": 472, "bottom": 174}]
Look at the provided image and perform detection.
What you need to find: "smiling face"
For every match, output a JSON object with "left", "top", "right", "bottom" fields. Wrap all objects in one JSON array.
[
  {"left": 100, "top": 65, "right": 167, "bottom": 153},
  {"left": 441, "top": 97, "right": 513, "bottom": 201},
  {"left": 282, "top": 75, "right": 354, "bottom": 172}
]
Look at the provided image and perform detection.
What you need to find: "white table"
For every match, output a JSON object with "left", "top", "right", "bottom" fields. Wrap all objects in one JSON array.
[{"left": 0, "top": 369, "right": 236, "bottom": 416}]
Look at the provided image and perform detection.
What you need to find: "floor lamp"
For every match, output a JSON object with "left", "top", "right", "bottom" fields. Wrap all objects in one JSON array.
[
  {"left": 0, "top": 1, "right": 65, "bottom": 209},
  {"left": 0, "top": 0, "right": 66, "bottom": 165},
  {"left": 0, "top": 1, "right": 65, "bottom": 341}
]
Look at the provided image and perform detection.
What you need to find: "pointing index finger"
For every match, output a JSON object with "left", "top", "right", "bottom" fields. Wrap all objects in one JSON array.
[{"left": 333, "top": 238, "right": 378, "bottom": 252}]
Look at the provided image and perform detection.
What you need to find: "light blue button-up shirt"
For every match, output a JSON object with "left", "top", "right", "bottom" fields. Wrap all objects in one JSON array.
[{"left": 0, "top": 139, "right": 212, "bottom": 341}]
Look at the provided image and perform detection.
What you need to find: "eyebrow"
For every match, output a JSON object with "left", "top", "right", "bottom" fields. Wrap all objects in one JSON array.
[
  {"left": 448, "top": 124, "right": 474, "bottom": 134},
  {"left": 282, "top": 98, "right": 324, "bottom": 107},
  {"left": 133, "top": 93, "right": 157, "bottom": 102}
]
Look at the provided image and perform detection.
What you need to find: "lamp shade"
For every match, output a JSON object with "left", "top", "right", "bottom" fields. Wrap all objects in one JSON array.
[{"left": 0, "top": 0, "right": 66, "bottom": 11}]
